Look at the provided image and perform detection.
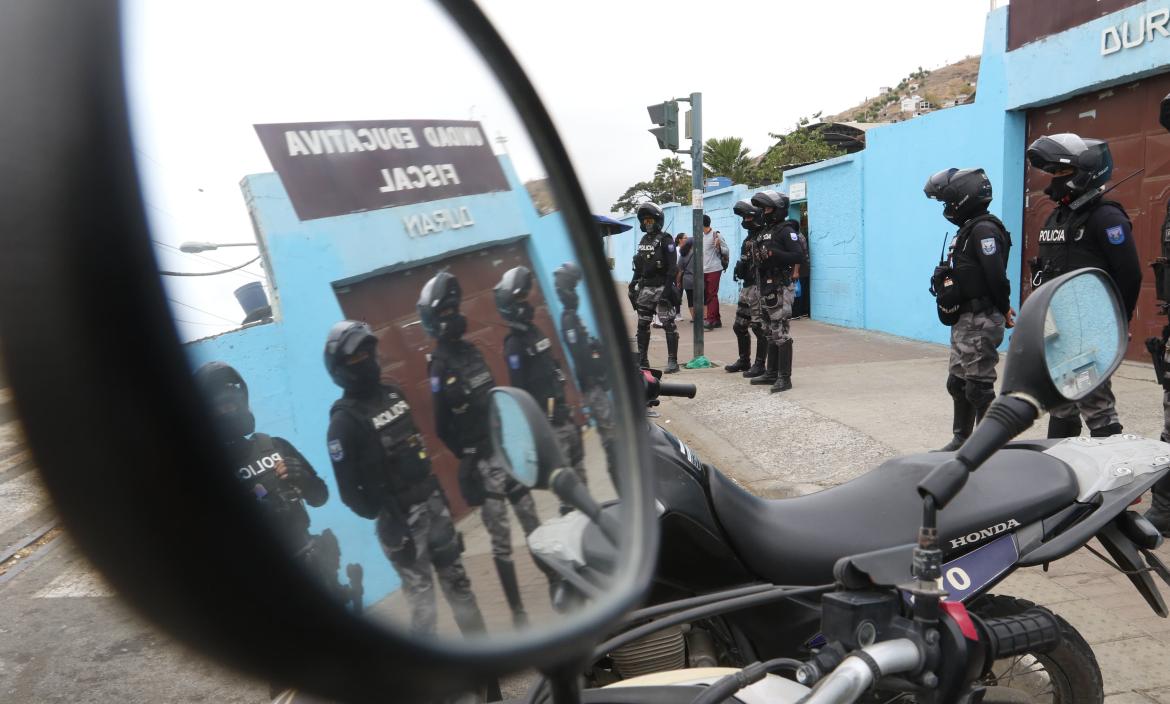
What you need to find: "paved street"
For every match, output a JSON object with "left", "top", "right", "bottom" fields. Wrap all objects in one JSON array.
[{"left": 6, "top": 299, "right": 1170, "bottom": 701}]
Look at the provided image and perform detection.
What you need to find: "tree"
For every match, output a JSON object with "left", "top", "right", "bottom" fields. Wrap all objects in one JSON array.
[
  {"left": 702, "top": 137, "right": 753, "bottom": 184},
  {"left": 751, "top": 117, "right": 845, "bottom": 185},
  {"left": 611, "top": 157, "right": 692, "bottom": 214}
]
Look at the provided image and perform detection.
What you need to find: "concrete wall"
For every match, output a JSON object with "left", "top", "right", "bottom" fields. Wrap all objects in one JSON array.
[{"left": 184, "top": 156, "right": 591, "bottom": 604}]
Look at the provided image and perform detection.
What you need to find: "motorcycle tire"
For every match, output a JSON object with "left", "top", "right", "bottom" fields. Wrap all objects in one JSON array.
[{"left": 968, "top": 594, "right": 1103, "bottom": 704}]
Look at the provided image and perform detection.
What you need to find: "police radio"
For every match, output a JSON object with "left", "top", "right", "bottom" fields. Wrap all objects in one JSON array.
[{"left": 928, "top": 231, "right": 961, "bottom": 326}]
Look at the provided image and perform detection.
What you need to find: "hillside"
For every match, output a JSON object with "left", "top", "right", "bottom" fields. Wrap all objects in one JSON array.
[{"left": 826, "top": 56, "right": 980, "bottom": 124}]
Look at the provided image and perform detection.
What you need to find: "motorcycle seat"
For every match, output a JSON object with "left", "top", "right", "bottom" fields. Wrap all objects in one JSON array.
[{"left": 707, "top": 449, "right": 1079, "bottom": 586}]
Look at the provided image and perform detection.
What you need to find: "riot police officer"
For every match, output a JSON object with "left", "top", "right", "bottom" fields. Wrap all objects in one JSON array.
[
  {"left": 323, "top": 321, "right": 485, "bottom": 636},
  {"left": 495, "top": 267, "right": 587, "bottom": 496},
  {"left": 750, "top": 190, "right": 804, "bottom": 392},
  {"left": 418, "top": 271, "right": 545, "bottom": 628},
  {"left": 629, "top": 202, "right": 680, "bottom": 373},
  {"left": 553, "top": 262, "right": 618, "bottom": 488},
  {"left": 1027, "top": 133, "right": 1142, "bottom": 439},
  {"left": 924, "top": 168, "right": 1014, "bottom": 452},
  {"left": 724, "top": 199, "right": 769, "bottom": 379},
  {"left": 1146, "top": 93, "right": 1170, "bottom": 534}
]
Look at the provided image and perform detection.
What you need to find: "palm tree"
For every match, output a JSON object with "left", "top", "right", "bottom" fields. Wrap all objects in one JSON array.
[{"left": 702, "top": 137, "right": 752, "bottom": 184}]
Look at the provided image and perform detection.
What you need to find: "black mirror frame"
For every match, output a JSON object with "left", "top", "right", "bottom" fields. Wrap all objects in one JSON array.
[
  {"left": 0, "top": 1, "right": 657, "bottom": 701},
  {"left": 1000, "top": 268, "right": 1127, "bottom": 410},
  {"left": 489, "top": 387, "right": 568, "bottom": 490}
]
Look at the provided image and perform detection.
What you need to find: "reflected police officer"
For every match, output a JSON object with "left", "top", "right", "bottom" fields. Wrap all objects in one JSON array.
[
  {"left": 629, "top": 202, "right": 680, "bottom": 373},
  {"left": 724, "top": 199, "right": 770, "bottom": 380},
  {"left": 1027, "top": 133, "right": 1141, "bottom": 438},
  {"left": 1145, "top": 94, "right": 1170, "bottom": 534},
  {"left": 750, "top": 190, "right": 804, "bottom": 392},
  {"left": 924, "top": 168, "right": 1014, "bottom": 452},
  {"left": 419, "top": 271, "right": 546, "bottom": 628},
  {"left": 323, "top": 321, "right": 485, "bottom": 636}
]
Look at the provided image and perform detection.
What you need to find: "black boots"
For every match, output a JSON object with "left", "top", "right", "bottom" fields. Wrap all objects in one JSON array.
[
  {"left": 1090, "top": 422, "right": 1124, "bottom": 437},
  {"left": 743, "top": 330, "right": 768, "bottom": 378},
  {"left": 494, "top": 557, "right": 528, "bottom": 629},
  {"left": 636, "top": 329, "right": 650, "bottom": 369},
  {"left": 750, "top": 344, "right": 779, "bottom": 385},
  {"left": 936, "top": 398, "right": 975, "bottom": 452},
  {"left": 664, "top": 332, "right": 680, "bottom": 374},
  {"left": 771, "top": 340, "right": 793, "bottom": 393},
  {"left": 1047, "top": 415, "right": 1083, "bottom": 439},
  {"left": 725, "top": 329, "right": 751, "bottom": 372},
  {"left": 1146, "top": 477, "right": 1170, "bottom": 537}
]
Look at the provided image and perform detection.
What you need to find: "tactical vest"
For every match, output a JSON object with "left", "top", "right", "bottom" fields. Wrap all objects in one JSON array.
[
  {"left": 758, "top": 221, "right": 800, "bottom": 279},
  {"left": 634, "top": 231, "right": 670, "bottom": 285},
  {"left": 331, "top": 386, "right": 436, "bottom": 510},
  {"left": 235, "top": 433, "right": 311, "bottom": 548},
  {"left": 430, "top": 341, "right": 495, "bottom": 451},
  {"left": 512, "top": 327, "right": 570, "bottom": 424},
  {"left": 736, "top": 232, "right": 761, "bottom": 286},
  {"left": 561, "top": 308, "right": 606, "bottom": 390},
  {"left": 1034, "top": 200, "right": 1126, "bottom": 287},
  {"left": 953, "top": 213, "right": 1011, "bottom": 298}
]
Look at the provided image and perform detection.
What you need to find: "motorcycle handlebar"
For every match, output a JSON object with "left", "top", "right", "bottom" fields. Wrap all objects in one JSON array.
[
  {"left": 977, "top": 608, "right": 1062, "bottom": 662},
  {"left": 656, "top": 382, "right": 697, "bottom": 398},
  {"left": 800, "top": 640, "right": 922, "bottom": 704}
]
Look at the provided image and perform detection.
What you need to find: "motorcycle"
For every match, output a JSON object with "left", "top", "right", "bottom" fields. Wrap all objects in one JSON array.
[{"left": 521, "top": 268, "right": 1170, "bottom": 703}]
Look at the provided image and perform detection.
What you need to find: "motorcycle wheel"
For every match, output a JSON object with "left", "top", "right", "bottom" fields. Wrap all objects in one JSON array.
[{"left": 968, "top": 594, "right": 1103, "bottom": 704}]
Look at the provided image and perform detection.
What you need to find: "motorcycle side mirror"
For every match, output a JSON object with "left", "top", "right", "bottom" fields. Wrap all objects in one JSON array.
[{"left": 920, "top": 268, "right": 1127, "bottom": 508}]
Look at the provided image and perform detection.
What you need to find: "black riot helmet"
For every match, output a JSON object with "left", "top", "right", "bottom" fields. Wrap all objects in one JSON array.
[
  {"left": 1026, "top": 133, "right": 1113, "bottom": 206},
  {"left": 553, "top": 262, "right": 582, "bottom": 310},
  {"left": 417, "top": 271, "right": 466, "bottom": 341},
  {"left": 923, "top": 167, "right": 993, "bottom": 227},
  {"left": 636, "top": 202, "right": 665, "bottom": 234},
  {"left": 194, "top": 361, "right": 255, "bottom": 439},
  {"left": 732, "top": 199, "right": 763, "bottom": 231},
  {"left": 324, "top": 321, "right": 381, "bottom": 391},
  {"left": 494, "top": 266, "right": 535, "bottom": 325},
  {"left": 750, "top": 190, "right": 789, "bottom": 224}
]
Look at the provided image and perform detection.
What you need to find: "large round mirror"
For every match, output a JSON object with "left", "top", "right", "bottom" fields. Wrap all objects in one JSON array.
[
  {"left": 1042, "top": 269, "right": 1127, "bottom": 402},
  {"left": 122, "top": 0, "right": 634, "bottom": 645}
]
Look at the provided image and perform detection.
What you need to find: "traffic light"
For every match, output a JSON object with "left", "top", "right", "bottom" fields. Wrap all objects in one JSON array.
[{"left": 647, "top": 101, "right": 679, "bottom": 151}]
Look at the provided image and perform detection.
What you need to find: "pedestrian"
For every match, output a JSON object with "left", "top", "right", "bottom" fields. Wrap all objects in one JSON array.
[
  {"left": 1026, "top": 133, "right": 1141, "bottom": 439},
  {"left": 418, "top": 271, "right": 550, "bottom": 628},
  {"left": 494, "top": 266, "right": 589, "bottom": 509},
  {"left": 674, "top": 233, "right": 687, "bottom": 321},
  {"left": 553, "top": 262, "right": 618, "bottom": 490},
  {"left": 323, "top": 321, "right": 485, "bottom": 637},
  {"left": 629, "top": 202, "right": 681, "bottom": 373},
  {"left": 724, "top": 199, "right": 769, "bottom": 378},
  {"left": 676, "top": 234, "right": 696, "bottom": 323},
  {"left": 749, "top": 190, "right": 804, "bottom": 392},
  {"left": 1145, "top": 93, "right": 1170, "bottom": 535},
  {"left": 701, "top": 215, "right": 730, "bottom": 330},
  {"left": 923, "top": 168, "right": 1015, "bottom": 452}
]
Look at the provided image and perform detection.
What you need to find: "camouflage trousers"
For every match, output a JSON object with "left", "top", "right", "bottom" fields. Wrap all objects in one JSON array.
[
  {"left": 762, "top": 281, "right": 795, "bottom": 346},
  {"left": 379, "top": 491, "right": 484, "bottom": 636},
  {"left": 553, "top": 420, "right": 586, "bottom": 483},
  {"left": 948, "top": 310, "right": 1006, "bottom": 383},
  {"left": 635, "top": 284, "right": 676, "bottom": 335},
  {"left": 733, "top": 284, "right": 764, "bottom": 334},
  {"left": 1162, "top": 390, "right": 1170, "bottom": 443},
  {"left": 1049, "top": 379, "right": 1120, "bottom": 431},
  {"left": 479, "top": 457, "right": 541, "bottom": 563},
  {"left": 584, "top": 385, "right": 618, "bottom": 489}
]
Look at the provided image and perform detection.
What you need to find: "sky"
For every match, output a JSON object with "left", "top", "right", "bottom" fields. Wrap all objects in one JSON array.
[{"left": 123, "top": 0, "right": 999, "bottom": 340}]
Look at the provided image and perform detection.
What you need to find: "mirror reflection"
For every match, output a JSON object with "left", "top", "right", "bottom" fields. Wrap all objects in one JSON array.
[
  {"left": 124, "top": 0, "right": 625, "bottom": 641},
  {"left": 1044, "top": 271, "right": 1126, "bottom": 401},
  {"left": 491, "top": 392, "right": 541, "bottom": 489}
]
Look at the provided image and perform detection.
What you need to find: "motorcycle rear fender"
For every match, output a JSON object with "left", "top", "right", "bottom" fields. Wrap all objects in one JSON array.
[
  {"left": 1018, "top": 470, "right": 1165, "bottom": 567},
  {"left": 1097, "top": 519, "right": 1168, "bottom": 617}
]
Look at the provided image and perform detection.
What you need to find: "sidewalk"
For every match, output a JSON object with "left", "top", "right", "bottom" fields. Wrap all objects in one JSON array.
[{"left": 652, "top": 298, "right": 1170, "bottom": 699}]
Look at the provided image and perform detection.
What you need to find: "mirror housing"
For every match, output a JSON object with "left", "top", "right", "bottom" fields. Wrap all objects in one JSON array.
[{"left": 489, "top": 386, "right": 568, "bottom": 490}]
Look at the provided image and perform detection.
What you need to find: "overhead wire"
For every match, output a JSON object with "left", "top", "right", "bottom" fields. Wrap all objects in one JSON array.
[
  {"left": 159, "top": 255, "right": 262, "bottom": 277},
  {"left": 166, "top": 297, "right": 238, "bottom": 324}
]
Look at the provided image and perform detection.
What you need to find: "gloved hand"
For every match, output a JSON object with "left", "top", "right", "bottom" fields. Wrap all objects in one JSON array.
[{"left": 628, "top": 279, "right": 638, "bottom": 295}]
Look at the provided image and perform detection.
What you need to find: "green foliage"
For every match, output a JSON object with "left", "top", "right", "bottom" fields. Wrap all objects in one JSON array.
[
  {"left": 611, "top": 157, "right": 692, "bottom": 214},
  {"left": 751, "top": 116, "right": 845, "bottom": 185},
  {"left": 702, "top": 137, "right": 753, "bottom": 184}
]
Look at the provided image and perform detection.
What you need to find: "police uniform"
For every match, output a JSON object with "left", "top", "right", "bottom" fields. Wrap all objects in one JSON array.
[
  {"left": 632, "top": 229, "right": 679, "bottom": 369},
  {"left": 327, "top": 382, "right": 485, "bottom": 636},
  {"left": 231, "top": 433, "right": 328, "bottom": 552},
  {"left": 559, "top": 305, "right": 617, "bottom": 488},
  {"left": 430, "top": 339, "right": 544, "bottom": 623},
  {"left": 729, "top": 226, "right": 768, "bottom": 375},
  {"left": 503, "top": 324, "right": 586, "bottom": 493},
  {"left": 947, "top": 213, "right": 1012, "bottom": 420},
  {"left": 1034, "top": 200, "right": 1141, "bottom": 436},
  {"left": 756, "top": 218, "right": 804, "bottom": 388}
]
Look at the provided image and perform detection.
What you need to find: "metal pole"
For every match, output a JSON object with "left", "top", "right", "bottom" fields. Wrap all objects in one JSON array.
[{"left": 690, "top": 92, "right": 704, "bottom": 360}]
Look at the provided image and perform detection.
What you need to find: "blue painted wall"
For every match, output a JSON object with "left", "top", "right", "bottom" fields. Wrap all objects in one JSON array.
[{"left": 185, "top": 156, "right": 592, "bottom": 604}]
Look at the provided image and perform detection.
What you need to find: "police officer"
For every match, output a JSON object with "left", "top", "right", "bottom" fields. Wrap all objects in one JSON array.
[
  {"left": 1027, "top": 133, "right": 1142, "bottom": 438},
  {"left": 418, "top": 271, "right": 545, "bottom": 628},
  {"left": 724, "top": 199, "right": 770, "bottom": 379},
  {"left": 323, "top": 321, "right": 485, "bottom": 636},
  {"left": 750, "top": 190, "right": 804, "bottom": 392},
  {"left": 629, "top": 202, "right": 681, "bottom": 373},
  {"left": 495, "top": 267, "right": 587, "bottom": 497},
  {"left": 923, "top": 168, "right": 1015, "bottom": 452},
  {"left": 1146, "top": 94, "right": 1170, "bottom": 534},
  {"left": 553, "top": 262, "right": 618, "bottom": 489}
]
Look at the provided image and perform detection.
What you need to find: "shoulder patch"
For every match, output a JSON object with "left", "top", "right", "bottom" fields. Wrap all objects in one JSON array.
[
  {"left": 790, "top": 231, "right": 799, "bottom": 241},
  {"left": 1106, "top": 225, "right": 1126, "bottom": 245},
  {"left": 328, "top": 438, "right": 344, "bottom": 462},
  {"left": 667, "top": 244, "right": 675, "bottom": 252},
  {"left": 980, "top": 237, "right": 997, "bottom": 255},
  {"left": 430, "top": 376, "right": 441, "bottom": 392},
  {"left": 566, "top": 328, "right": 577, "bottom": 344},
  {"left": 508, "top": 354, "right": 522, "bottom": 370}
]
